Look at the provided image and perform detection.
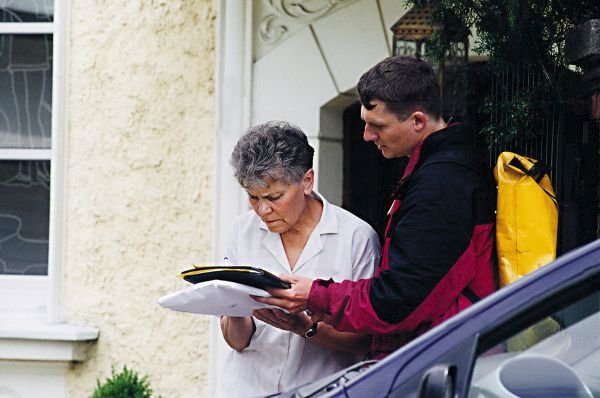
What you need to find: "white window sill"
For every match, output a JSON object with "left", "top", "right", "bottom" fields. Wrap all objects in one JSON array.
[{"left": 0, "top": 322, "right": 99, "bottom": 362}]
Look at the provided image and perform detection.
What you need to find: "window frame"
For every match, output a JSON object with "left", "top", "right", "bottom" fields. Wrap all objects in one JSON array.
[{"left": 0, "top": 1, "right": 67, "bottom": 324}]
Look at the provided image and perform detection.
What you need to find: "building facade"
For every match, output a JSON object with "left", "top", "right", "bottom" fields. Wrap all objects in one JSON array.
[
  {"left": 1, "top": 1, "right": 215, "bottom": 396},
  {"left": 1, "top": 1, "right": 418, "bottom": 396}
]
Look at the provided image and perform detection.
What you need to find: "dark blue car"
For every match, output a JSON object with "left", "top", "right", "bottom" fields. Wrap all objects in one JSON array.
[{"left": 273, "top": 238, "right": 600, "bottom": 398}]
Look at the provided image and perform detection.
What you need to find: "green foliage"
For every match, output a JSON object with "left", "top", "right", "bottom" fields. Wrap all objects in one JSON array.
[
  {"left": 91, "top": 366, "right": 160, "bottom": 398},
  {"left": 480, "top": 93, "right": 534, "bottom": 145},
  {"left": 412, "top": 0, "right": 600, "bottom": 65},
  {"left": 407, "top": 0, "right": 600, "bottom": 148}
]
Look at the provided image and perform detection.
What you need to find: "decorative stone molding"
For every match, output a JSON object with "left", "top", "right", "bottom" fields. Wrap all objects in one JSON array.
[
  {"left": 259, "top": 14, "right": 289, "bottom": 44},
  {"left": 259, "top": 0, "right": 359, "bottom": 44}
]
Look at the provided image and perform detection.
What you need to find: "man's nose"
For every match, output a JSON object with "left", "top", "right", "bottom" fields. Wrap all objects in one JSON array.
[{"left": 363, "top": 126, "right": 377, "bottom": 142}]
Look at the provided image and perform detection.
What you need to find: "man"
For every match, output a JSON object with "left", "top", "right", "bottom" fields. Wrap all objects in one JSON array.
[{"left": 255, "top": 56, "right": 496, "bottom": 358}]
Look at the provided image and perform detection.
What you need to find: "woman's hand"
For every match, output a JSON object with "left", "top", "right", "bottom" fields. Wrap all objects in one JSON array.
[
  {"left": 254, "top": 308, "right": 370, "bottom": 355},
  {"left": 252, "top": 308, "right": 313, "bottom": 335}
]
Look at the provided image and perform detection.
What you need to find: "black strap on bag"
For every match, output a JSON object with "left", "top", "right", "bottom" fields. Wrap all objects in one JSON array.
[
  {"left": 462, "top": 286, "right": 481, "bottom": 304},
  {"left": 508, "top": 157, "right": 558, "bottom": 206}
]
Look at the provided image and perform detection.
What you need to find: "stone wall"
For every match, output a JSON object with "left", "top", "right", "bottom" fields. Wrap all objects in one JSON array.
[{"left": 64, "top": 1, "right": 215, "bottom": 396}]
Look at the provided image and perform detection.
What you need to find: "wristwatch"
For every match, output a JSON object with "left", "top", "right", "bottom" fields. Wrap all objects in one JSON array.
[{"left": 303, "top": 322, "right": 318, "bottom": 339}]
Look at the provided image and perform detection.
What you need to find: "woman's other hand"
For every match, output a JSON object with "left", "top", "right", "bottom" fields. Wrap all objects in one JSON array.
[{"left": 252, "top": 308, "right": 312, "bottom": 336}]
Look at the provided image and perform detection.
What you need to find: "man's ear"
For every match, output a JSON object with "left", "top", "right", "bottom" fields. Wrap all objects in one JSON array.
[
  {"left": 413, "top": 111, "right": 428, "bottom": 132},
  {"left": 302, "top": 169, "right": 315, "bottom": 194}
]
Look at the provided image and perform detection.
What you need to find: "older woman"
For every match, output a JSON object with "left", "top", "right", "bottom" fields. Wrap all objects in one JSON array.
[{"left": 217, "top": 121, "right": 380, "bottom": 397}]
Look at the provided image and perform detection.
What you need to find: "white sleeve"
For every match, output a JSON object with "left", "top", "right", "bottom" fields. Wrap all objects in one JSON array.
[
  {"left": 243, "top": 319, "right": 270, "bottom": 351},
  {"left": 223, "top": 214, "right": 271, "bottom": 352},
  {"left": 224, "top": 214, "right": 243, "bottom": 265},
  {"left": 224, "top": 239, "right": 237, "bottom": 265},
  {"left": 351, "top": 226, "right": 381, "bottom": 281}
]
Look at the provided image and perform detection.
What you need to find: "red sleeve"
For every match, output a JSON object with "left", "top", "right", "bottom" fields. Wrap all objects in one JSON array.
[
  {"left": 307, "top": 277, "right": 404, "bottom": 334},
  {"left": 306, "top": 228, "right": 492, "bottom": 335}
]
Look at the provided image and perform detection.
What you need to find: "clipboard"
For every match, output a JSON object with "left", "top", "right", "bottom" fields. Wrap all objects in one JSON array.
[{"left": 179, "top": 265, "right": 292, "bottom": 290}]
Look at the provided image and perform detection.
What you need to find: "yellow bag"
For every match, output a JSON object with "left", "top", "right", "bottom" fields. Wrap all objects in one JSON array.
[{"left": 494, "top": 152, "right": 558, "bottom": 287}]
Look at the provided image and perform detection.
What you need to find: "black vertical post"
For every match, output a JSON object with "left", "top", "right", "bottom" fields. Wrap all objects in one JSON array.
[{"left": 564, "top": 20, "right": 600, "bottom": 250}]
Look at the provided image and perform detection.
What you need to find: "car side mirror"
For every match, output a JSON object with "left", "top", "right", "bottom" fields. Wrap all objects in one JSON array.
[{"left": 419, "top": 365, "right": 455, "bottom": 398}]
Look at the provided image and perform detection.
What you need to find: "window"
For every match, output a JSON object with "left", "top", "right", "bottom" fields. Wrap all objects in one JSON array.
[
  {"left": 0, "top": 1, "right": 62, "bottom": 322},
  {"left": 469, "top": 287, "right": 600, "bottom": 397}
]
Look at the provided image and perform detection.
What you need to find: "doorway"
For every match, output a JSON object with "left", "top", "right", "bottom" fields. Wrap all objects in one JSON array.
[{"left": 342, "top": 101, "right": 407, "bottom": 237}]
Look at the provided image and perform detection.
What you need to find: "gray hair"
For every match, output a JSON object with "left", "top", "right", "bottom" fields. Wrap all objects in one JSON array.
[{"left": 230, "top": 121, "right": 314, "bottom": 189}]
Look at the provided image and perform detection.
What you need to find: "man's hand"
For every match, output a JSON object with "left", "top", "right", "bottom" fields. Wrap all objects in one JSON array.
[
  {"left": 308, "top": 311, "right": 332, "bottom": 324},
  {"left": 252, "top": 274, "right": 313, "bottom": 314}
]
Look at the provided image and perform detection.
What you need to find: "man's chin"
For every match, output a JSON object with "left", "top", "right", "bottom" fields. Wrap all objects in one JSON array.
[{"left": 380, "top": 150, "right": 395, "bottom": 159}]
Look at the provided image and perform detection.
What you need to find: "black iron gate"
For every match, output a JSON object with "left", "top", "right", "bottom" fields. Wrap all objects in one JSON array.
[{"left": 481, "top": 61, "right": 599, "bottom": 254}]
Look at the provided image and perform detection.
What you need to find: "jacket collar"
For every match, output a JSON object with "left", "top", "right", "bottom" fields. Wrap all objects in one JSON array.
[
  {"left": 392, "top": 124, "right": 474, "bottom": 199},
  {"left": 419, "top": 123, "right": 473, "bottom": 161},
  {"left": 404, "top": 123, "right": 474, "bottom": 179}
]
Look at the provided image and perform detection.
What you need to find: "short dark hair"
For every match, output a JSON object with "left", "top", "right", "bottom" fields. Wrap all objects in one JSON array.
[
  {"left": 357, "top": 56, "right": 442, "bottom": 120},
  {"left": 230, "top": 121, "right": 314, "bottom": 189}
]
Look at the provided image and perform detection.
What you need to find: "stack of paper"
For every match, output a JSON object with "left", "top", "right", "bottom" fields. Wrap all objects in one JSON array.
[
  {"left": 158, "top": 265, "right": 290, "bottom": 317},
  {"left": 158, "top": 279, "right": 276, "bottom": 317}
]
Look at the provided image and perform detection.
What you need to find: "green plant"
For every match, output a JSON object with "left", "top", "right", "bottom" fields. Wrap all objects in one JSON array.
[
  {"left": 411, "top": 0, "right": 599, "bottom": 66},
  {"left": 91, "top": 366, "right": 160, "bottom": 398},
  {"left": 407, "top": 0, "right": 600, "bottom": 148}
]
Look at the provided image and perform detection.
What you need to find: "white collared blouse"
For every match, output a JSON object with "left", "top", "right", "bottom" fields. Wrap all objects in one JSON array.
[{"left": 217, "top": 192, "right": 380, "bottom": 398}]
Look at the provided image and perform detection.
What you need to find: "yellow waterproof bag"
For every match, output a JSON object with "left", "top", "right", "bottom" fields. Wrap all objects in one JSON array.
[{"left": 494, "top": 152, "right": 558, "bottom": 287}]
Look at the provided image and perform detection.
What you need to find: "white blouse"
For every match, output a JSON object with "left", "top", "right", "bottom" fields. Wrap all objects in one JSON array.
[{"left": 216, "top": 193, "right": 380, "bottom": 398}]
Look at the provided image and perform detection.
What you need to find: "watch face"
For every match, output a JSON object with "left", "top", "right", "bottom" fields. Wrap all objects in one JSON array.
[{"left": 304, "top": 323, "right": 318, "bottom": 339}]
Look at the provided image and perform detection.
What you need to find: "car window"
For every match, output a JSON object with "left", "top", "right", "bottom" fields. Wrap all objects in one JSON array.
[{"left": 468, "top": 290, "right": 600, "bottom": 398}]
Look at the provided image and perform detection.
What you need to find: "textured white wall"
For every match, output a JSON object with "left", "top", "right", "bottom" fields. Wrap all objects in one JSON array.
[{"left": 64, "top": 1, "right": 215, "bottom": 397}]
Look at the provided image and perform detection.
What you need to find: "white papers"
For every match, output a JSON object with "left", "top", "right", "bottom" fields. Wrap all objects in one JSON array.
[{"left": 157, "top": 280, "right": 277, "bottom": 317}]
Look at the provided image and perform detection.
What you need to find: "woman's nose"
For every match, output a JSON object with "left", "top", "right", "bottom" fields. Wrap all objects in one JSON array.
[{"left": 257, "top": 199, "right": 272, "bottom": 215}]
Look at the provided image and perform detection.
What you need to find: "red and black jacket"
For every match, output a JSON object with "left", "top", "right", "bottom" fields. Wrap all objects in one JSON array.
[{"left": 307, "top": 124, "right": 497, "bottom": 358}]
